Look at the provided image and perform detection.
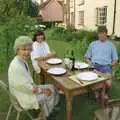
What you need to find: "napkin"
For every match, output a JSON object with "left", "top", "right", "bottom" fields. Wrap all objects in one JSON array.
[{"left": 69, "top": 75, "right": 105, "bottom": 86}]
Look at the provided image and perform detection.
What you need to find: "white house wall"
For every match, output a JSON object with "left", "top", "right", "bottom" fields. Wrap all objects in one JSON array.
[
  {"left": 114, "top": 0, "right": 120, "bottom": 37},
  {"left": 107, "top": 0, "right": 114, "bottom": 35},
  {"left": 74, "top": 0, "right": 109, "bottom": 30}
]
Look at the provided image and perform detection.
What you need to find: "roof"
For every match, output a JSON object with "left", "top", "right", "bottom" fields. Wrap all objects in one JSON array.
[{"left": 39, "top": 0, "right": 63, "bottom": 9}]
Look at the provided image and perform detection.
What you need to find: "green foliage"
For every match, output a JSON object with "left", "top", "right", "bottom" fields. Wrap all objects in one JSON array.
[
  {"left": 0, "top": 0, "right": 18, "bottom": 23},
  {"left": 45, "top": 27, "right": 97, "bottom": 60},
  {"left": 112, "top": 41, "right": 120, "bottom": 79},
  {"left": 45, "top": 27, "right": 97, "bottom": 44},
  {"left": 0, "top": 0, "right": 38, "bottom": 24},
  {"left": 0, "top": 15, "right": 36, "bottom": 71}
]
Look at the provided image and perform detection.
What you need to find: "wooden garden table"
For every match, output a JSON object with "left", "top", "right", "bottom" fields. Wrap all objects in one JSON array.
[{"left": 38, "top": 59, "right": 112, "bottom": 120}]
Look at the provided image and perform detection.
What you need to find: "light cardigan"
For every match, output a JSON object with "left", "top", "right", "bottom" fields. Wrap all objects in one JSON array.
[{"left": 8, "top": 56, "right": 39, "bottom": 110}]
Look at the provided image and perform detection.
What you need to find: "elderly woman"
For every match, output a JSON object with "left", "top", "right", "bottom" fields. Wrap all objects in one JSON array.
[
  {"left": 8, "top": 36, "right": 59, "bottom": 120},
  {"left": 31, "top": 31, "right": 56, "bottom": 73}
]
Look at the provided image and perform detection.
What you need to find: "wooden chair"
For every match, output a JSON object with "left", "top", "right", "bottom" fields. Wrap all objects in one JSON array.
[
  {"left": 94, "top": 99, "right": 120, "bottom": 120},
  {"left": 0, "top": 80, "right": 45, "bottom": 120}
]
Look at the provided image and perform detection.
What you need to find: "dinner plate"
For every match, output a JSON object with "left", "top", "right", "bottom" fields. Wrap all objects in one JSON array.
[
  {"left": 47, "top": 58, "right": 62, "bottom": 65},
  {"left": 76, "top": 71, "right": 98, "bottom": 81},
  {"left": 47, "top": 67, "right": 66, "bottom": 75},
  {"left": 74, "top": 61, "right": 89, "bottom": 69}
]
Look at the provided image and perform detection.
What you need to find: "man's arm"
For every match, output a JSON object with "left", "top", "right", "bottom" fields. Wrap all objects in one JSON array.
[
  {"left": 84, "top": 43, "right": 93, "bottom": 64},
  {"left": 111, "top": 60, "right": 117, "bottom": 66},
  {"left": 111, "top": 44, "right": 118, "bottom": 66}
]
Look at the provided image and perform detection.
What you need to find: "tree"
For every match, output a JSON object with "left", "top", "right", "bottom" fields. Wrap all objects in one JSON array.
[
  {"left": 0, "top": 0, "right": 18, "bottom": 22},
  {"left": 0, "top": 0, "right": 32, "bottom": 23}
]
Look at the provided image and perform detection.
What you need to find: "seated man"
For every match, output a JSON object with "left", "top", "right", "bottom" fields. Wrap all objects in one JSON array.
[
  {"left": 85, "top": 26, "right": 118, "bottom": 105},
  {"left": 8, "top": 36, "right": 59, "bottom": 120}
]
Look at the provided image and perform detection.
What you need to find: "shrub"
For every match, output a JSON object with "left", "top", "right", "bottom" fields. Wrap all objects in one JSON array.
[
  {"left": 0, "top": 15, "right": 36, "bottom": 71},
  {"left": 45, "top": 27, "right": 97, "bottom": 43}
]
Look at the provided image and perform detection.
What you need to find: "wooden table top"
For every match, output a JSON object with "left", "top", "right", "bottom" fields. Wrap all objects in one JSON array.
[{"left": 38, "top": 59, "right": 112, "bottom": 90}]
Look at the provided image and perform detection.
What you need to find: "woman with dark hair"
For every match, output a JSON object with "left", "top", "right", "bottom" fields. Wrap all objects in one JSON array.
[{"left": 31, "top": 31, "right": 56, "bottom": 73}]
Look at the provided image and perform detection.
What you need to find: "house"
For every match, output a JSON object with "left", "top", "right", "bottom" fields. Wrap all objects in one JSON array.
[
  {"left": 65, "top": 0, "right": 120, "bottom": 37},
  {"left": 68, "top": 0, "right": 108, "bottom": 30},
  {"left": 38, "top": 0, "right": 64, "bottom": 22},
  {"left": 107, "top": 0, "right": 120, "bottom": 37}
]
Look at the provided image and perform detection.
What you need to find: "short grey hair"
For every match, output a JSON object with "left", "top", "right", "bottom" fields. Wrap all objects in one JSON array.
[{"left": 14, "top": 36, "right": 33, "bottom": 53}]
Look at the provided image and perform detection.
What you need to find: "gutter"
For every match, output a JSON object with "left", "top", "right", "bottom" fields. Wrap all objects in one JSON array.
[
  {"left": 112, "top": 0, "right": 117, "bottom": 35},
  {"left": 73, "top": 0, "right": 76, "bottom": 28}
]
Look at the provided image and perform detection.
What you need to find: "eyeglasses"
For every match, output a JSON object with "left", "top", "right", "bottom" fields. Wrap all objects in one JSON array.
[{"left": 19, "top": 48, "right": 32, "bottom": 51}]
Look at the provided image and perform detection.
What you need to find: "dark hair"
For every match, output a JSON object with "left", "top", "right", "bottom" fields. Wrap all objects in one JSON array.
[
  {"left": 97, "top": 26, "right": 108, "bottom": 33},
  {"left": 33, "top": 31, "right": 45, "bottom": 42}
]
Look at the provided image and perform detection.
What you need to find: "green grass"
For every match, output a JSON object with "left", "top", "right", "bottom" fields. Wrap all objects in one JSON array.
[
  {"left": 48, "top": 40, "right": 73, "bottom": 58},
  {"left": 1, "top": 40, "right": 120, "bottom": 120}
]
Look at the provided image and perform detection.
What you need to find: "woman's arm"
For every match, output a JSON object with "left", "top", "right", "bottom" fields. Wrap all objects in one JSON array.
[{"left": 35, "top": 51, "right": 56, "bottom": 61}]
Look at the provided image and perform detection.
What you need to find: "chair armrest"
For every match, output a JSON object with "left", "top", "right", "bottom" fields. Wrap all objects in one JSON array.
[{"left": 108, "top": 99, "right": 120, "bottom": 106}]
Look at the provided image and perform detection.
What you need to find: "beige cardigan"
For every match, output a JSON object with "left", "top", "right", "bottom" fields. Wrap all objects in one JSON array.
[{"left": 8, "top": 56, "right": 39, "bottom": 110}]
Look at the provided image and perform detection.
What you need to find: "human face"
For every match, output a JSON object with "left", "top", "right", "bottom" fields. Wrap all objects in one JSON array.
[
  {"left": 17, "top": 45, "right": 32, "bottom": 61},
  {"left": 98, "top": 32, "right": 107, "bottom": 42},
  {"left": 36, "top": 35, "right": 44, "bottom": 43}
]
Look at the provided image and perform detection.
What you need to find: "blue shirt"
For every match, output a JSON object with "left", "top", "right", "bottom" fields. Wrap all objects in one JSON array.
[{"left": 85, "top": 40, "right": 118, "bottom": 65}]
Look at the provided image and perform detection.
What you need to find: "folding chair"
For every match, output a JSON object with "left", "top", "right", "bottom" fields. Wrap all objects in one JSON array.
[
  {"left": 0, "top": 80, "right": 45, "bottom": 120},
  {"left": 94, "top": 99, "right": 120, "bottom": 120}
]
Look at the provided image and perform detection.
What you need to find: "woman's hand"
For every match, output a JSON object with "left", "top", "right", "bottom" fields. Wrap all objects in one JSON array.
[
  {"left": 42, "top": 88, "right": 52, "bottom": 96},
  {"left": 32, "top": 83, "right": 38, "bottom": 93},
  {"left": 32, "top": 87, "right": 38, "bottom": 93}
]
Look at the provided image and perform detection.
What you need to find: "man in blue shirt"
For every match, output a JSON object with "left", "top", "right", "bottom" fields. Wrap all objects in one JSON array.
[{"left": 85, "top": 26, "right": 118, "bottom": 105}]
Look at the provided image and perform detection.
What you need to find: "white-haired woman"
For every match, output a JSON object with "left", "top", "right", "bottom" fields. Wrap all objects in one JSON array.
[{"left": 8, "top": 36, "right": 59, "bottom": 120}]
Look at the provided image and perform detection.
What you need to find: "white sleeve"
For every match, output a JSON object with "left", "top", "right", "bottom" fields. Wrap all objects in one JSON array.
[
  {"left": 44, "top": 42, "right": 50, "bottom": 54},
  {"left": 31, "top": 43, "right": 41, "bottom": 59}
]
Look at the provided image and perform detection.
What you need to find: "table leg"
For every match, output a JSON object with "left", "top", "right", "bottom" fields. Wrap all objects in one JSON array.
[
  {"left": 65, "top": 92, "right": 73, "bottom": 120},
  {"left": 40, "top": 70, "right": 45, "bottom": 84}
]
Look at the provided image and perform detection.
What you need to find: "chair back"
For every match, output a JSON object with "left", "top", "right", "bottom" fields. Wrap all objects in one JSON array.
[
  {"left": 0, "top": 80, "right": 22, "bottom": 110},
  {"left": 0, "top": 80, "right": 9, "bottom": 94},
  {"left": 94, "top": 99, "right": 120, "bottom": 120},
  {"left": 0, "top": 80, "right": 34, "bottom": 120}
]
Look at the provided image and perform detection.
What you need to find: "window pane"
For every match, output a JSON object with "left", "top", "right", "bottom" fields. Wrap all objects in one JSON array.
[
  {"left": 78, "top": 11, "right": 84, "bottom": 25},
  {"left": 96, "top": 6, "right": 107, "bottom": 26}
]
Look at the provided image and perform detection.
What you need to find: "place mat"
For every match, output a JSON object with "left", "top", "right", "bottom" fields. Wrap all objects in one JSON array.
[{"left": 69, "top": 75, "right": 105, "bottom": 86}]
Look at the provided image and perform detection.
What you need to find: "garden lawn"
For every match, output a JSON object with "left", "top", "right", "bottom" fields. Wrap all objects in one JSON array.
[{"left": 0, "top": 40, "right": 120, "bottom": 120}]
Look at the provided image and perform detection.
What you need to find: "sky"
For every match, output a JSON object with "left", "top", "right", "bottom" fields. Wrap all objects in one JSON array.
[{"left": 31, "top": 0, "right": 40, "bottom": 4}]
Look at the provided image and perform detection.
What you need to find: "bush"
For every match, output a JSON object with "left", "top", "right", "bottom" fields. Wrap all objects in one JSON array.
[
  {"left": 0, "top": 15, "right": 36, "bottom": 71},
  {"left": 45, "top": 27, "right": 97, "bottom": 43}
]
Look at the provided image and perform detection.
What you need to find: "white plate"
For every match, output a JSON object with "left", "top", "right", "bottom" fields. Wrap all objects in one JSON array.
[
  {"left": 76, "top": 72, "right": 98, "bottom": 81},
  {"left": 47, "top": 67, "right": 66, "bottom": 75},
  {"left": 74, "top": 61, "right": 89, "bottom": 69},
  {"left": 47, "top": 58, "right": 62, "bottom": 65}
]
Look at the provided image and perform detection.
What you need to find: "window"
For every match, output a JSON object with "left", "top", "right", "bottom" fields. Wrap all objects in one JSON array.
[
  {"left": 70, "top": 12, "right": 75, "bottom": 26},
  {"left": 70, "top": 0, "right": 74, "bottom": 8},
  {"left": 78, "top": 11, "right": 84, "bottom": 25},
  {"left": 78, "top": 0, "right": 85, "bottom": 6},
  {"left": 96, "top": 6, "right": 107, "bottom": 26}
]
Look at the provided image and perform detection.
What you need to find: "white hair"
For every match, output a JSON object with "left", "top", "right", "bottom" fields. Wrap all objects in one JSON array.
[{"left": 14, "top": 36, "right": 33, "bottom": 53}]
